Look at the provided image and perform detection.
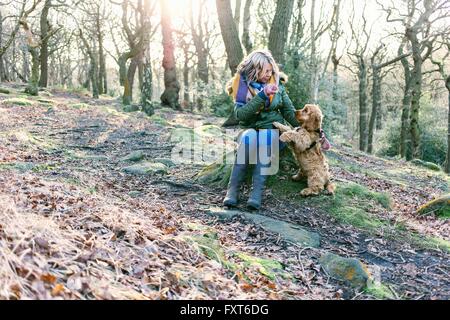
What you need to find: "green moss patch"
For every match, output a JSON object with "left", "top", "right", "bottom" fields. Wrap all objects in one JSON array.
[
  {"left": 234, "top": 252, "right": 288, "bottom": 281},
  {"left": 417, "top": 194, "right": 450, "bottom": 219},
  {"left": 69, "top": 103, "right": 90, "bottom": 110},
  {"left": 3, "top": 98, "right": 34, "bottom": 106},
  {"left": 365, "top": 282, "right": 396, "bottom": 299}
]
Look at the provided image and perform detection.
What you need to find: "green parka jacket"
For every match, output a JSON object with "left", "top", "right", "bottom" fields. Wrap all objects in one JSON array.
[{"left": 233, "top": 80, "right": 300, "bottom": 130}]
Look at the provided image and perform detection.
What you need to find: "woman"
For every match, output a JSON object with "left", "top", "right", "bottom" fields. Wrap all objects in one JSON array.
[{"left": 223, "top": 49, "right": 300, "bottom": 210}]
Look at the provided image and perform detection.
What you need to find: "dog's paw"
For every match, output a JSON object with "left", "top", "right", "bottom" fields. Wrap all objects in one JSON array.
[
  {"left": 279, "top": 132, "right": 290, "bottom": 142},
  {"left": 325, "top": 183, "right": 336, "bottom": 195},
  {"left": 300, "top": 188, "right": 320, "bottom": 197},
  {"left": 273, "top": 122, "right": 283, "bottom": 129}
]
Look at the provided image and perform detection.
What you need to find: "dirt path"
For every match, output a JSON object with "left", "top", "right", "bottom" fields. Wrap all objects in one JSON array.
[{"left": 0, "top": 86, "right": 448, "bottom": 299}]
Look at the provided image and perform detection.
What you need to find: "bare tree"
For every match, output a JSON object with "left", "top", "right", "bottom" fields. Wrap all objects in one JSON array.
[
  {"left": 367, "top": 44, "right": 411, "bottom": 154},
  {"left": 78, "top": 28, "right": 99, "bottom": 98},
  {"left": 215, "top": 0, "right": 243, "bottom": 75},
  {"left": 0, "top": 1, "right": 31, "bottom": 75},
  {"left": 189, "top": 0, "right": 208, "bottom": 85},
  {"left": 430, "top": 39, "right": 450, "bottom": 172},
  {"left": 19, "top": 0, "right": 63, "bottom": 95},
  {"left": 38, "top": 0, "right": 67, "bottom": 87},
  {"left": 111, "top": 0, "right": 154, "bottom": 105},
  {"left": 347, "top": 3, "right": 372, "bottom": 152},
  {"left": 398, "top": 38, "right": 413, "bottom": 159},
  {"left": 378, "top": 0, "right": 450, "bottom": 158},
  {"left": 241, "top": 0, "right": 253, "bottom": 55},
  {"left": 304, "top": 0, "right": 336, "bottom": 103},
  {"left": 268, "top": 0, "right": 295, "bottom": 66},
  {"left": 160, "top": 0, "right": 180, "bottom": 109}
]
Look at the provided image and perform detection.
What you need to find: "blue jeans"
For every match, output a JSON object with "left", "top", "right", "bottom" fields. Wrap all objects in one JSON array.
[{"left": 235, "top": 129, "right": 284, "bottom": 175}]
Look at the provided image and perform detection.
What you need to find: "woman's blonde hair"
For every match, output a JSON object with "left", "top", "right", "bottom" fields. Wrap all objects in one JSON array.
[{"left": 236, "top": 49, "right": 279, "bottom": 83}]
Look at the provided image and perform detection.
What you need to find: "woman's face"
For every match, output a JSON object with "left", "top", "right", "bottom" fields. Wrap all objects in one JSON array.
[{"left": 257, "top": 62, "right": 273, "bottom": 83}]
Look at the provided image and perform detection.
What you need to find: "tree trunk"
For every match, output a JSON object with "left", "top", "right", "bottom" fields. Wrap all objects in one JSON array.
[
  {"left": 409, "top": 35, "right": 422, "bottom": 159},
  {"left": 96, "top": 5, "right": 107, "bottom": 94},
  {"left": 268, "top": 0, "right": 295, "bottom": 66},
  {"left": 79, "top": 30, "right": 99, "bottom": 99},
  {"left": 21, "top": 47, "right": 29, "bottom": 81},
  {"left": 358, "top": 57, "right": 368, "bottom": 152},
  {"left": 39, "top": 0, "right": 51, "bottom": 87},
  {"left": 290, "top": 0, "right": 305, "bottom": 50},
  {"left": 0, "top": 57, "right": 7, "bottom": 81},
  {"left": 367, "top": 66, "right": 380, "bottom": 154},
  {"left": 331, "top": 53, "right": 339, "bottom": 101},
  {"left": 0, "top": 11, "right": 7, "bottom": 82},
  {"left": 160, "top": 0, "right": 180, "bottom": 109},
  {"left": 141, "top": 57, "right": 153, "bottom": 116},
  {"left": 127, "top": 53, "right": 142, "bottom": 103},
  {"left": 234, "top": 0, "right": 241, "bottom": 33},
  {"left": 309, "top": 0, "right": 318, "bottom": 102},
  {"left": 216, "top": 0, "right": 244, "bottom": 74},
  {"left": 26, "top": 48, "right": 40, "bottom": 95},
  {"left": 446, "top": 75, "right": 450, "bottom": 173},
  {"left": 190, "top": 0, "right": 208, "bottom": 84},
  {"left": 183, "top": 47, "right": 190, "bottom": 107},
  {"left": 241, "top": 0, "right": 253, "bottom": 55},
  {"left": 20, "top": 20, "right": 40, "bottom": 95}
]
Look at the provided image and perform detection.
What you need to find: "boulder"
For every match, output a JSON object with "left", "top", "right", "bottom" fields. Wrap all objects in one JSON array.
[
  {"left": 123, "top": 162, "right": 167, "bottom": 175},
  {"left": 206, "top": 207, "right": 320, "bottom": 248},
  {"left": 411, "top": 159, "right": 441, "bottom": 171},
  {"left": 121, "top": 150, "right": 144, "bottom": 162},
  {"left": 154, "top": 157, "right": 176, "bottom": 168},
  {"left": 243, "top": 212, "right": 321, "bottom": 248},
  {"left": 123, "top": 104, "right": 140, "bottom": 112},
  {"left": 206, "top": 207, "right": 242, "bottom": 221},
  {"left": 417, "top": 194, "right": 450, "bottom": 218},
  {"left": 319, "top": 253, "right": 371, "bottom": 288}
]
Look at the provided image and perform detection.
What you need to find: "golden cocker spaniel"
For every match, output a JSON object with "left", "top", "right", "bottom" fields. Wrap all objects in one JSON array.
[{"left": 273, "top": 104, "right": 335, "bottom": 196}]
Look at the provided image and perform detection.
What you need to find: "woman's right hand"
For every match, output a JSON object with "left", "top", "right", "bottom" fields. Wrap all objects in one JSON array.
[{"left": 264, "top": 84, "right": 278, "bottom": 96}]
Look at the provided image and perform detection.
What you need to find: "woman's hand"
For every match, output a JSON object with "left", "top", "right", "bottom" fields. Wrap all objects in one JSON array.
[{"left": 264, "top": 84, "right": 278, "bottom": 96}]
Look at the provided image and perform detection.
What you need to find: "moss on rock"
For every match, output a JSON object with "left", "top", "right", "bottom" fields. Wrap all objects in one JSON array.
[
  {"left": 319, "top": 253, "right": 371, "bottom": 289},
  {"left": 3, "top": 98, "right": 34, "bottom": 106},
  {"left": 417, "top": 194, "right": 450, "bottom": 219}
]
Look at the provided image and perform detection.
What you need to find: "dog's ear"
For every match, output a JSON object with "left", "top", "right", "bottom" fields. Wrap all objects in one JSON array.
[{"left": 311, "top": 110, "right": 322, "bottom": 130}]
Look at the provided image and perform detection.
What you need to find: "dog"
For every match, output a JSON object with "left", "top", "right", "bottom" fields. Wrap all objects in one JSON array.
[{"left": 273, "top": 104, "right": 335, "bottom": 196}]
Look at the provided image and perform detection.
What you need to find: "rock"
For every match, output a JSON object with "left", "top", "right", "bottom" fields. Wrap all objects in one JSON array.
[
  {"left": 411, "top": 159, "right": 441, "bottom": 171},
  {"left": 12, "top": 162, "right": 35, "bottom": 172},
  {"left": 319, "top": 253, "right": 371, "bottom": 288},
  {"left": 154, "top": 157, "right": 176, "bottom": 168},
  {"left": 3, "top": 98, "right": 34, "bottom": 106},
  {"left": 121, "top": 150, "right": 144, "bottom": 162},
  {"left": 242, "top": 213, "right": 321, "bottom": 248},
  {"left": 83, "top": 155, "right": 109, "bottom": 161},
  {"left": 128, "top": 191, "right": 143, "bottom": 198},
  {"left": 123, "top": 104, "right": 140, "bottom": 112},
  {"left": 417, "top": 194, "right": 450, "bottom": 218},
  {"left": 0, "top": 88, "right": 10, "bottom": 94},
  {"left": 207, "top": 207, "right": 242, "bottom": 221},
  {"left": 122, "top": 162, "right": 167, "bottom": 175},
  {"left": 39, "top": 90, "right": 53, "bottom": 97}
]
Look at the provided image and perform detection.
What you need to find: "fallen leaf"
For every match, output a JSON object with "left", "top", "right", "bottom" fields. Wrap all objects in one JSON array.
[
  {"left": 51, "top": 284, "right": 65, "bottom": 296},
  {"left": 41, "top": 273, "right": 57, "bottom": 284}
]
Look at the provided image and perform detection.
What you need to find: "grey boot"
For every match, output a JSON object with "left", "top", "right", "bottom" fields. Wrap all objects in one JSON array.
[
  {"left": 247, "top": 163, "right": 269, "bottom": 210},
  {"left": 223, "top": 162, "right": 248, "bottom": 207}
]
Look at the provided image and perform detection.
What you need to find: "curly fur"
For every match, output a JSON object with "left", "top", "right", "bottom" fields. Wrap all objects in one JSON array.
[{"left": 273, "top": 104, "right": 335, "bottom": 196}]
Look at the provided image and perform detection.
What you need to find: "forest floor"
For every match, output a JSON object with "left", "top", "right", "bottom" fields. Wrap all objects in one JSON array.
[{"left": 0, "top": 83, "right": 449, "bottom": 300}]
